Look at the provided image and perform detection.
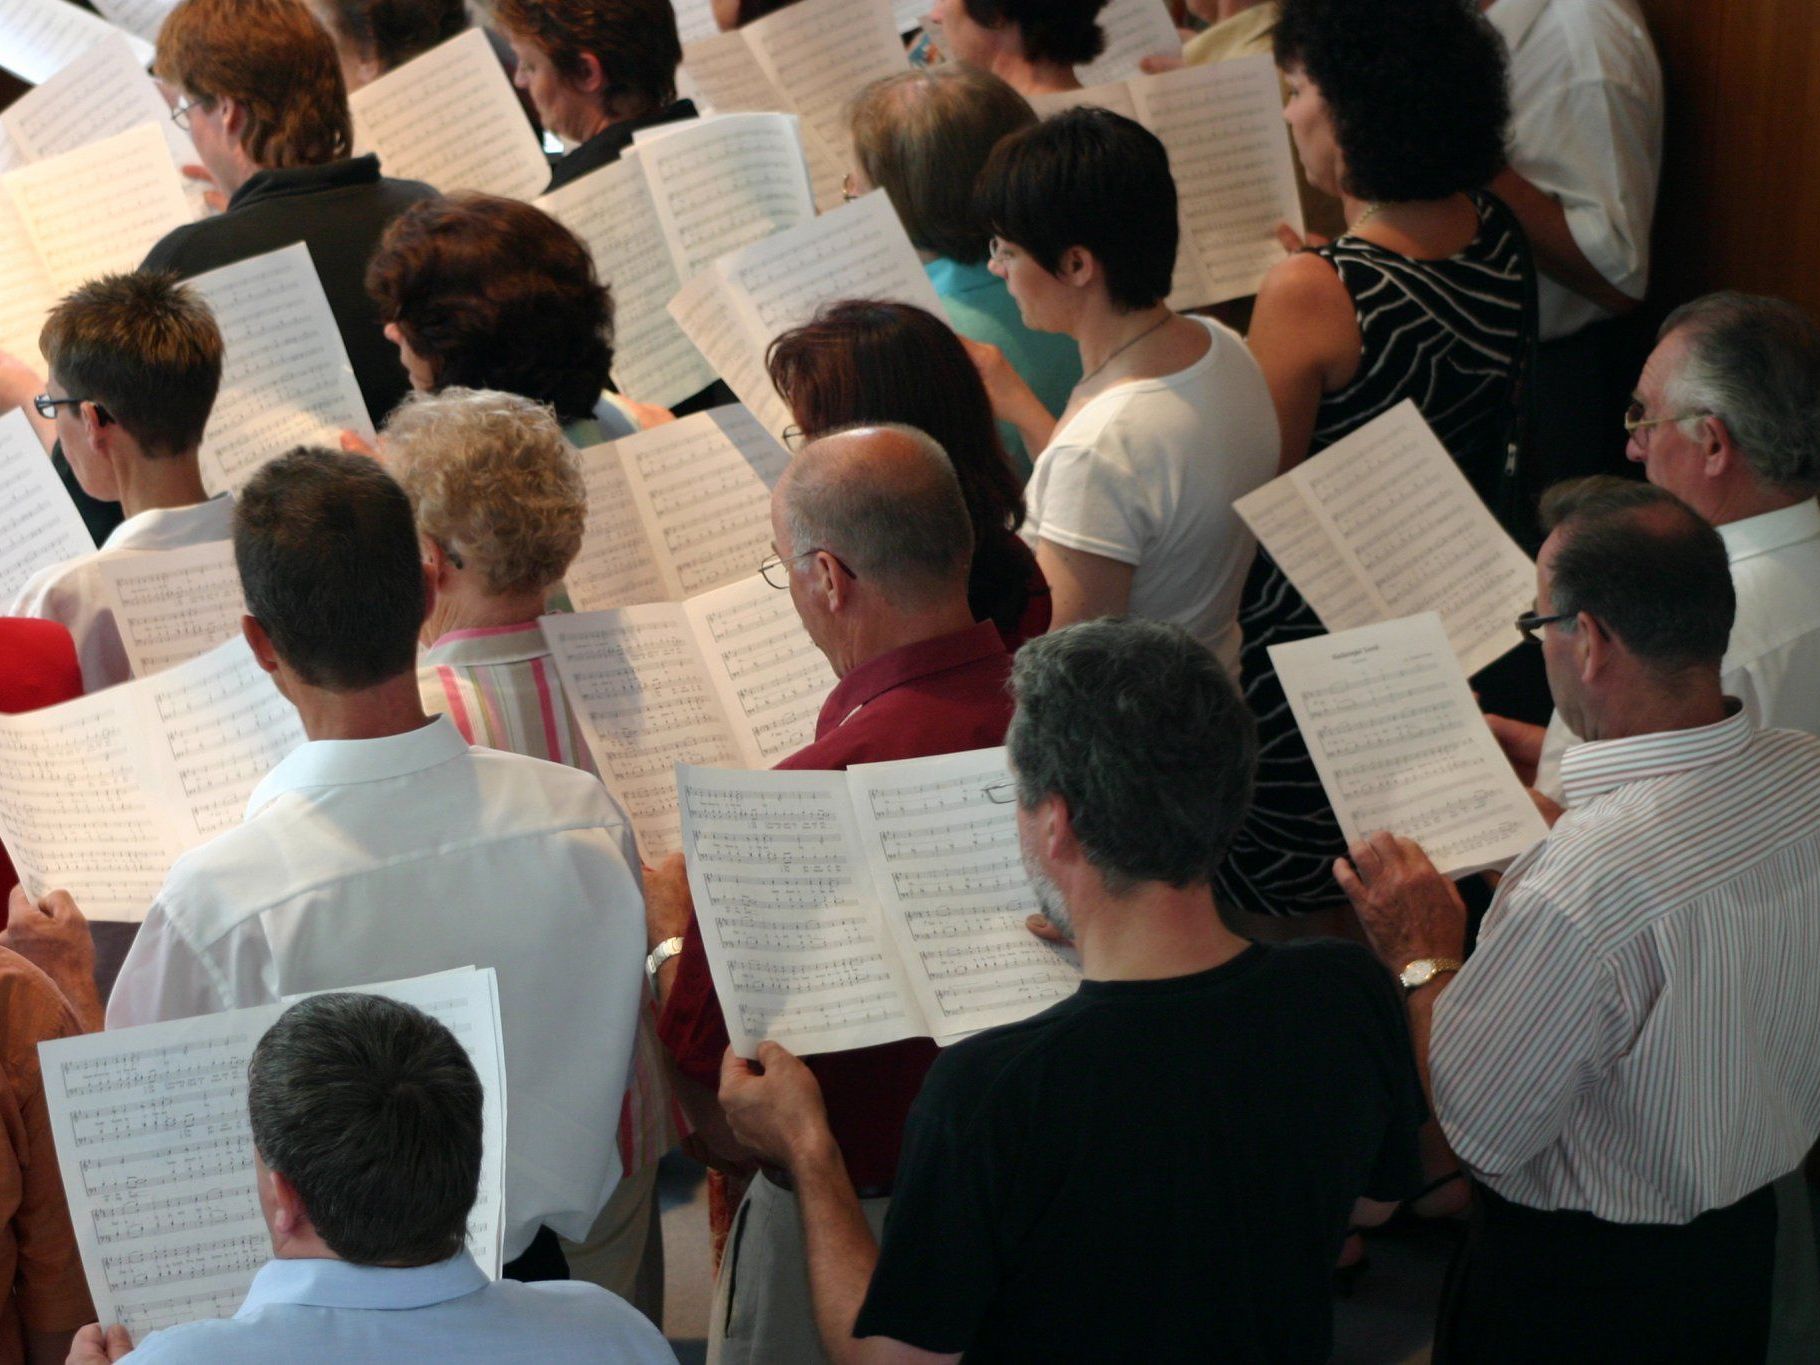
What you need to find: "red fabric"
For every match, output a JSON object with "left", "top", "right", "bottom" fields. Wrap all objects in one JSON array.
[
  {"left": 0, "top": 622, "right": 82, "bottom": 907},
  {"left": 1004, "top": 555, "right": 1052, "bottom": 653},
  {"left": 659, "top": 621, "right": 1015, "bottom": 1190}
]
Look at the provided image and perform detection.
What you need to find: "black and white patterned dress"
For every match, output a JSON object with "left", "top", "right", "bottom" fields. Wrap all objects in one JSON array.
[{"left": 1217, "top": 191, "right": 1532, "bottom": 918}]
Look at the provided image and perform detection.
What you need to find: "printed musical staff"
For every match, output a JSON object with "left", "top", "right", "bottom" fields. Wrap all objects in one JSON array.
[
  {"left": 0, "top": 408, "right": 93, "bottom": 604},
  {"left": 97, "top": 539, "right": 245, "bottom": 679}
]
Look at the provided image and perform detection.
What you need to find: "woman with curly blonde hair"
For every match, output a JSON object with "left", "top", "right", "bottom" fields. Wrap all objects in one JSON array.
[{"left": 387, "top": 386, "right": 682, "bottom": 1314}]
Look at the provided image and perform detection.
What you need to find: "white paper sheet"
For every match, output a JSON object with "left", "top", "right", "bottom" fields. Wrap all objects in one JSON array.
[
  {"left": 681, "top": 28, "right": 793, "bottom": 122},
  {"left": 187, "top": 243, "right": 374, "bottom": 494},
  {"left": 0, "top": 0, "right": 152, "bottom": 84},
  {"left": 1233, "top": 400, "right": 1536, "bottom": 676},
  {"left": 349, "top": 29, "right": 549, "bottom": 201},
  {"left": 0, "top": 184, "right": 56, "bottom": 360},
  {"left": 3, "top": 122, "right": 188, "bottom": 292},
  {"left": 95, "top": 538, "right": 243, "bottom": 679},
  {"left": 40, "top": 966, "right": 507, "bottom": 1341},
  {"left": 1268, "top": 613, "right": 1549, "bottom": 877},
  {"left": 671, "top": 0, "right": 719, "bottom": 46},
  {"left": 536, "top": 153, "right": 715, "bottom": 407},
  {"left": 1076, "top": 0, "right": 1181, "bottom": 87},
  {"left": 0, "top": 407, "right": 92, "bottom": 603},
  {"left": 566, "top": 406, "right": 783, "bottom": 610},
  {"left": 685, "top": 573, "right": 836, "bottom": 767},
  {"left": 679, "top": 746, "right": 1079, "bottom": 1056},
  {"left": 88, "top": 0, "right": 174, "bottom": 44},
  {"left": 667, "top": 190, "right": 945, "bottom": 438},
  {"left": 0, "top": 636, "right": 303, "bottom": 919},
  {"left": 0, "top": 33, "right": 194, "bottom": 175}
]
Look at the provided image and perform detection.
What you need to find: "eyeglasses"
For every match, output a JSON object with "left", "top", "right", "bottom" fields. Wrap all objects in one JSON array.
[
  {"left": 169, "top": 92, "right": 207, "bottom": 131},
  {"left": 759, "top": 548, "right": 858, "bottom": 589},
  {"left": 32, "top": 393, "right": 85, "bottom": 420},
  {"left": 987, "top": 236, "right": 1012, "bottom": 265},
  {"left": 780, "top": 425, "right": 806, "bottom": 452},
  {"left": 1515, "top": 607, "right": 1576, "bottom": 645},
  {"left": 981, "top": 778, "right": 1017, "bottom": 805},
  {"left": 1623, "top": 399, "right": 1710, "bottom": 436}
]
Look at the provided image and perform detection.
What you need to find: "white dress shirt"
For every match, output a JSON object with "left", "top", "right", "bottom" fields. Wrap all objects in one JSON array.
[
  {"left": 122, "top": 1251, "right": 677, "bottom": 1363},
  {"left": 5, "top": 495, "right": 236, "bottom": 691},
  {"left": 1537, "top": 498, "right": 1820, "bottom": 797},
  {"left": 1488, "top": 0, "right": 1663, "bottom": 340},
  {"left": 1434, "top": 706, "right": 1820, "bottom": 1223},
  {"left": 107, "top": 716, "right": 647, "bottom": 1261}
]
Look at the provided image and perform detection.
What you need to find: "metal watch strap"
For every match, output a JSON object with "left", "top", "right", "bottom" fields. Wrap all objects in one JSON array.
[
  {"left": 1398, "top": 957, "right": 1464, "bottom": 992},
  {"left": 646, "top": 935, "right": 685, "bottom": 980}
]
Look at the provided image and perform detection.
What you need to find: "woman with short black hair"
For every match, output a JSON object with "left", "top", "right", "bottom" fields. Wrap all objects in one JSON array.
[{"left": 929, "top": 0, "right": 1108, "bottom": 96}]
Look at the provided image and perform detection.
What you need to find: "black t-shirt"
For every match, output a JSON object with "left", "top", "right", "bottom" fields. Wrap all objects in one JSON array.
[{"left": 852, "top": 941, "right": 1425, "bottom": 1363}]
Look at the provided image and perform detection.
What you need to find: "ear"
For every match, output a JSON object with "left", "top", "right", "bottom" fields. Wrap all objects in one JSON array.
[
  {"left": 1057, "top": 245, "right": 1098, "bottom": 291},
  {"left": 573, "top": 50, "right": 607, "bottom": 95},
  {"left": 267, "top": 1168, "right": 311, "bottom": 1238},
  {"left": 1576, "top": 610, "right": 1612, "bottom": 682},
  {"left": 218, "top": 95, "right": 247, "bottom": 139},
  {"left": 1037, "top": 791, "right": 1081, "bottom": 868},
  {"left": 421, "top": 535, "right": 454, "bottom": 588},
  {"left": 242, "top": 615, "right": 281, "bottom": 676},
  {"left": 812, "top": 549, "right": 850, "bottom": 614},
  {"left": 80, "top": 401, "right": 111, "bottom": 451},
  {"left": 1700, "top": 413, "right": 1741, "bottom": 481}
]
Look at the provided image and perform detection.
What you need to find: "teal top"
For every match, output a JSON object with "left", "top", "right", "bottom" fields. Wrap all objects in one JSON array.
[{"left": 926, "top": 256, "right": 1082, "bottom": 479}]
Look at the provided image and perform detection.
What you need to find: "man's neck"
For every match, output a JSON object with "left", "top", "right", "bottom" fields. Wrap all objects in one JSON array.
[
  {"left": 1577, "top": 678, "right": 1730, "bottom": 746},
  {"left": 1072, "top": 881, "right": 1252, "bottom": 982},
  {"left": 834, "top": 598, "right": 977, "bottom": 677},
  {"left": 1697, "top": 479, "right": 1809, "bottom": 530},
  {"left": 115, "top": 447, "right": 210, "bottom": 523},
  {"left": 289, "top": 672, "right": 434, "bottom": 743}
]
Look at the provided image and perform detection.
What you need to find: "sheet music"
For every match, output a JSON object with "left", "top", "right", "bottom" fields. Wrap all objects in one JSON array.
[
  {"left": 567, "top": 441, "right": 670, "bottom": 611},
  {"left": 632, "top": 113, "right": 816, "bottom": 283},
  {"left": 670, "top": 0, "right": 718, "bottom": 45},
  {"left": 0, "top": 408, "right": 93, "bottom": 604},
  {"left": 1133, "top": 54, "right": 1300, "bottom": 305},
  {"left": 95, "top": 539, "right": 244, "bottom": 679},
  {"left": 1076, "top": 0, "right": 1181, "bottom": 87},
  {"left": 681, "top": 28, "right": 794, "bottom": 122},
  {"left": 41, "top": 967, "right": 507, "bottom": 1341},
  {"left": 713, "top": 401, "right": 792, "bottom": 489},
  {"left": 849, "top": 747, "right": 1078, "bottom": 1043},
  {"left": 87, "top": 0, "right": 174, "bottom": 43},
  {"left": 678, "top": 764, "right": 924, "bottom": 1056},
  {"left": 0, "top": 637, "right": 303, "bottom": 919},
  {"left": 349, "top": 29, "right": 549, "bottom": 201},
  {"left": 188, "top": 243, "right": 374, "bottom": 495},
  {"left": 0, "top": 185, "right": 56, "bottom": 360},
  {"left": 0, "top": 688, "right": 170, "bottom": 919},
  {"left": 536, "top": 154, "right": 714, "bottom": 407},
  {"left": 1269, "top": 613, "right": 1549, "bottom": 877},
  {"left": 741, "top": 0, "right": 907, "bottom": 208},
  {"left": 540, "top": 607, "right": 746, "bottom": 857},
  {"left": 1233, "top": 400, "right": 1535, "bottom": 676},
  {"left": 3, "top": 122, "right": 189, "bottom": 292},
  {"left": 668, "top": 191, "right": 946, "bottom": 438},
  {"left": 0, "top": 0, "right": 152, "bottom": 83},
  {"left": 685, "top": 573, "right": 837, "bottom": 767},
  {"left": 1027, "top": 81, "right": 1140, "bottom": 122},
  {"left": 0, "top": 34, "right": 194, "bottom": 177}
]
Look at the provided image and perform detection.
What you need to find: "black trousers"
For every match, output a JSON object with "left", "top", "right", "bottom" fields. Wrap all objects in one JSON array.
[{"left": 1436, "top": 1182, "right": 1777, "bottom": 1364}]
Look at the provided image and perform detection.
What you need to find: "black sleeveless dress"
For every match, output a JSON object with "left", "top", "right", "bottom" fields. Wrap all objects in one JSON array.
[{"left": 1217, "top": 191, "right": 1534, "bottom": 918}]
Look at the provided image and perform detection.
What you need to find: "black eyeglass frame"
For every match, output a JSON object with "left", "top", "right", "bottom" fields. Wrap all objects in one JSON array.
[{"left": 1515, "top": 608, "right": 1576, "bottom": 645}]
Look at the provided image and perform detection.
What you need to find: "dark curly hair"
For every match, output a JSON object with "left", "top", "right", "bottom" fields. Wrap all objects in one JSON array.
[
  {"left": 366, "top": 192, "right": 613, "bottom": 426},
  {"left": 1274, "top": 0, "right": 1509, "bottom": 203},
  {"left": 962, "top": 0, "right": 1108, "bottom": 68}
]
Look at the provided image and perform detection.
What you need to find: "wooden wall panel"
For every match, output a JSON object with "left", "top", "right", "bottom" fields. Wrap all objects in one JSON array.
[{"left": 1636, "top": 0, "right": 1820, "bottom": 317}]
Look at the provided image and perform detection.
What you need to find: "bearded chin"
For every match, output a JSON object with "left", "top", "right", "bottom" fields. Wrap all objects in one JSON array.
[{"left": 1024, "top": 855, "right": 1073, "bottom": 940}]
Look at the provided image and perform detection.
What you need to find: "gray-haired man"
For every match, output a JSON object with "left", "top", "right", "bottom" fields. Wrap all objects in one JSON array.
[{"left": 717, "top": 618, "right": 1425, "bottom": 1364}]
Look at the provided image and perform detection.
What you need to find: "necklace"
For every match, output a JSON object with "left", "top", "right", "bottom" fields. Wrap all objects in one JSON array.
[
  {"left": 1077, "top": 312, "right": 1172, "bottom": 389},
  {"left": 1344, "top": 201, "right": 1386, "bottom": 238}
]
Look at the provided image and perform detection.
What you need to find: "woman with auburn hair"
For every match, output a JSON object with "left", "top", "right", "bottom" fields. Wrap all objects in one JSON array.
[
  {"left": 492, "top": 0, "right": 695, "bottom": 191},
  {"left": 767, "top": 300, "right": 1050, "bottom": 648},
  {"left": 365, "top": 191, "right": 648, "bottom": 441}
]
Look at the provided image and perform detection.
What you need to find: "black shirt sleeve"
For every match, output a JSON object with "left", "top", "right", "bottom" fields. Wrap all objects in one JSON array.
[{"left": 1354, "top": 952, "right": 1429, "bottom": 1201}]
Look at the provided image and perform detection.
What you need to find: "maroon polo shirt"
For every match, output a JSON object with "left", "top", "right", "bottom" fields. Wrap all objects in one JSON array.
[
  {"left": 658, "top": 620, "right": 1015, "bottom": 1191},
  {"left": 0, "top": 621, "right": 82, "bottom": 909}
]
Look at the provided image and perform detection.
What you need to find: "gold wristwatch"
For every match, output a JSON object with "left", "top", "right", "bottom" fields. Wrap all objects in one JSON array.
[{"left": 1398, "top": 957, "right": 1463, "bottom": 993}]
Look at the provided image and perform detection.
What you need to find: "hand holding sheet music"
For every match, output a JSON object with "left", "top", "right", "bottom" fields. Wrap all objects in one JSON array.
[
  {"left": 1268, "top": 613, "right": 1549, "bottom": 877},
  {"left": 679, "top": 747, "right": 1080, "bottom": 1057},
  {"left": 40, "top": 967, "right": 507, "bottom": 1341}
]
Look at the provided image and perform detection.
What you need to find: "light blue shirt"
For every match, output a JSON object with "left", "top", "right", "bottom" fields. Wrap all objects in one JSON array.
[
  {"left": 125, "top": 1252, "right": 677, "bottom": 1363},
  {"left": 926, "top": 256, "right": 1082, "bottom": 478}
]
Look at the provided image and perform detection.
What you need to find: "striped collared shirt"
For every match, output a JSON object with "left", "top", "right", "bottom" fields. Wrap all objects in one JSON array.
[
  {"left": 1431, "top": 703, "right": 1820, "bottom": 1223},
  {"left": 420, "top": 622, "right": 685, "bottom": 1172}
]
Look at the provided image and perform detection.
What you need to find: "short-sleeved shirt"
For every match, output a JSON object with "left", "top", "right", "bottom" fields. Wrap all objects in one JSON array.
[
  {"left": 0, "top": 948, "right": 92, "bottom": 1356},
  {"left": 657, "top": 622, "right": 1014, "bottom": 1191},
  {"left": 1022, "top": 316, "right": 1278, "bottom": 676},
  {"left": 853, "top": 941, "right": 1425, "bottom": 1360}
]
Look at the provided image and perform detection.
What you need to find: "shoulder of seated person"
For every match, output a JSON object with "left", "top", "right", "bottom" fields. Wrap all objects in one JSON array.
[{"left": 1256, "top": 248, "right": 1349, "bottom": 309}]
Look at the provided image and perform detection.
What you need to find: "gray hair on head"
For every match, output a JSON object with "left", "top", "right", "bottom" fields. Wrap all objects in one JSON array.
[
  {"left": 1007, "top": 618, "right": 1256, "bottom": 894},
  {"left": 782, "top": 422, "right": 974, "bottom": 609},
  {"left": 1659, "top": 291, "right": 1820, "bottom": 495}
]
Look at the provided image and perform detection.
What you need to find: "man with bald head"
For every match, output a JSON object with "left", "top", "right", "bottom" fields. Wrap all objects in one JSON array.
[{"left": 650, "top": 424, "right": 1018, "bottom": 1364}]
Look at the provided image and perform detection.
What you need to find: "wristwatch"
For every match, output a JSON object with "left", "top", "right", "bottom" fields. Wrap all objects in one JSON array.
[
  {"left": 1398, "top": 957, "right": 1464, "bottom": 993},
  {"left": 646, "top": 935, "right": 685, "bottom": 983}
]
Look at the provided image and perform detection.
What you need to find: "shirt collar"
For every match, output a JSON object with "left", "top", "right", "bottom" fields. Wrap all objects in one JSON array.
[
  {"left": 1484, "top": 0, "right": 1550, "bottom": 50},
  {"left": 100, "top": 494, "right": 235, "bottom": 552},
  {"left": 1559, "top": 701, "right": 1754, "bottom": 807},
  {"left": 423, "top": 621, "right": 550, "bottom": 669},
  {"left": 236, "top": 1252, "right": 488, "bottom": 1315},
  {"left": 815, "top": 621, "right": 1007, "bottom": 737},
  {"left": 228, "top": 155, "right": 383, "bottom": 211},
  {"left": 1716, "top": 499, "right": 1820, "bottom": 566},
  {"left": 246, "top": 714, "right": 469, "bottom": 819},
  {"left": 923, "top": 256, "right": 995, "bottom": 296}
]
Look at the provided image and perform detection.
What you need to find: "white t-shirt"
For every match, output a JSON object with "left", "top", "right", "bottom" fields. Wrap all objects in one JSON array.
[
  {"left": 5, "top": 494, "right": 235, "bottom": 692},
  {"left": 1023, "top": 316, "right": 1278, "bottom": 675}
]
